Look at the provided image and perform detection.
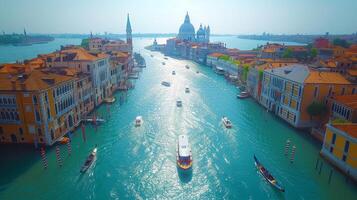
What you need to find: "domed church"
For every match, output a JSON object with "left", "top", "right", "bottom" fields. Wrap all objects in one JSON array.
[{"left": 177, "top": 12, "right": 210, "bottom": 43}]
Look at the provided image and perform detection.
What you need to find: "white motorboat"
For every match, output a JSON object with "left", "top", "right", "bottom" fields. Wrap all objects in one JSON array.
[
  {"left": 135, "top": 116, "right": 143, "bottom": 127},
  {"left": 161, "top": 81, "right": 171, "bottom": 87},
  {"left": 83, "top": 118, "right": 105, "bottom": 124},
  {"left": 237, "top": 91, "right": 250, "bottom": 99},
  {"left": 222, "top": 116, "right": 232, "bottom": 128},
  {"left": 176, "top": 99, "right": 182, "bottom": 107},
  {"left": 185, "top": 87, "right": 190, "bottom": 93},
  {"left": 104, "top": 97, "right": 116, "bottom": 103},
  {"left": 176, "top": 135, "right": 192, "bottom": 170},
  {"left": 215, "top": 67, "right": 225, "bottom": 75}
]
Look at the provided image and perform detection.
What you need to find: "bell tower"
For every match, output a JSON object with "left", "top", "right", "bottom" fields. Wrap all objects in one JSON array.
[{"left": 126, "top": 14, "right": 132, "bottom": 52}]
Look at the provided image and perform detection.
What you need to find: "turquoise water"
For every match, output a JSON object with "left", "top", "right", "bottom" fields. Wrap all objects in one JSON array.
[{"left": 0, "top": 38, "right": 356, "bottom": 199}]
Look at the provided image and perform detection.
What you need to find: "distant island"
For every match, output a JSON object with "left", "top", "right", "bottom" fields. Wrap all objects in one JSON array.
[
  {"left": 238, "top": 33, "right": 357, "bottom": 45},
  {"left": 0, "top": 30, "right": 54, "bottom": 46}
]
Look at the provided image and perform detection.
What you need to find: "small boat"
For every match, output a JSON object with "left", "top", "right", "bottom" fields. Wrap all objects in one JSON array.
[
  {"left": 176, "top": 99, "right": 182, "bottom": 107},
  {"left": 135, "top": 116, "right": 143, "bottom": 127},
  {"left": 80, "top": 147, "right": 97, "bottom": 173},
  {"left": 83, "top": 118, "right": 105, "bottom": 124},
  {"left": 237, "top": 91, "right": 250, "bottom": 99},
  {"left": 254, "top": 155, "right": 285, "bottom": 192},
  {"left": 162, "top": 62, "right": 166, "bottom": 65},
  {"left": 215, "top": 67, "right": 224, "bottom": 75},
  {"left": 176, "top": 135, "right": 192, "bottom": 170},
  {"left": 172, "top": 71, "right": 176, "bottom": 75},
  {"left": 185, "top": 65, "right": 190, "bottom": 69},
  {"left": 222, "top": 116, "right": 232, "bottom": 128},
  {"left": 104, "top": 97, "right": 116, "bottom": 103},
  {"left": 185, "top": 87, "right": 190, "bottom": 93},
  {"left": 161, "top": 81, "right": 171, "bottom": 87}
]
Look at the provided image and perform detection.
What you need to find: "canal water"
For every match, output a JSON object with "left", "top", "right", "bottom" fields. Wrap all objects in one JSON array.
[{"left": 0, "top": 38, "right": 356, "bottom": 200}]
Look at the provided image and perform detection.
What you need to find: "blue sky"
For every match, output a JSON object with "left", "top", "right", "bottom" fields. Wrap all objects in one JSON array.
[{"left": 0, "top": 0, "right": 356, "bottom": 34}]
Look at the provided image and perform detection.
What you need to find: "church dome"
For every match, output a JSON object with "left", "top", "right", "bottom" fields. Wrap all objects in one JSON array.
[
  {"left": 178, "top": 12, "right": 195, "bottom": 41},
  {"left": 197, "top": 24, "right": 205, "bottom": 35}
]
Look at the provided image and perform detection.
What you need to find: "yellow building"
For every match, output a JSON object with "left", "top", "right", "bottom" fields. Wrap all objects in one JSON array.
[
  {"left": 260, "top": 64, "right": 356, "bottom": 128},
  {"left": 0, "top": 68, "right": 78, "bottom": 146},
  {"left": 321, "top": 123, "right": 357, "bottom": 181}
]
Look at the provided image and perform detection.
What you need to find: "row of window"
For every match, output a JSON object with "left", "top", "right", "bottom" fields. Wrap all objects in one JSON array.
[
  {"left": 55, "top": 96, "right": 74, "bottom": 115},
  {"left": 0, "top": 96, "right": 16, "bottom": 106},
  {"left": 282, "top": 96, "right": 300, "bottom": 111},
  {"left": 54, "top": 83, "right": 74, "bottom": 97},
  {"left": 279, "top": 107, "right": 296, "bottom": 124},
  {"left": 332, "top": 103, "right": 351, "bottom": 120},
  {"left": 0, "top": 110, "right": 20, "bottom": 122}
]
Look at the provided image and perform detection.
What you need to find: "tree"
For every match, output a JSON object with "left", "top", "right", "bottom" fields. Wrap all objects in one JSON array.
[
  {"left": 310, "top": 47, "right": 318, "bottom": 58},
  {"left": 282, "top": 48, "right": 293, "bottom": 58},
  {"left": 81, "top": 38, "right": 89, "bottom": 49},
  {"left": 258, "top": 70, "right": 264, "bottom": 81},
  {"left": 242, "top": 64, "right": 250, "bottom": 82},
  {"left": 333, "top": 38, "right": 350, "bottom": 48},
  {"left": 307, "top": 101, "right": 328, "bottom": 121}
]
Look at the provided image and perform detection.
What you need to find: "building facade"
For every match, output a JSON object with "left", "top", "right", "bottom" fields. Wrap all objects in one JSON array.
[
  {"left": 260, "top": 65, "right": 356, "bottom": 128},
  {"left": 321, "top": 123, "right": 357, "bottom": 181}
]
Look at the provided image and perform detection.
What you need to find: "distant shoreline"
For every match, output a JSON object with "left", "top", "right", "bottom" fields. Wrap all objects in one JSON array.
[{"left": 0, "top": 34, "right": 54, "bottom": 46}]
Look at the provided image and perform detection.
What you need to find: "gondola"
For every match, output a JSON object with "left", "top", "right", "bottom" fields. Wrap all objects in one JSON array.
[
  {"left": 80, "top": 147, "right": 97, "bottom": 173},
  {"left": 254, "top": 155, "right": 285, "bottom": 192}
]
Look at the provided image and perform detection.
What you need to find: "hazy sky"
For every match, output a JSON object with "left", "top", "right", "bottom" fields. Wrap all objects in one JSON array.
[{"left": 1, "top": 0, "right": 356, "bottom": 34}]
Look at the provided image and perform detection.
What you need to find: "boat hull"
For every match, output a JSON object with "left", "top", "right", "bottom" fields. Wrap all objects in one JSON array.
[{"left": 254, "top": 155, "right": 285, "bottom": 192}]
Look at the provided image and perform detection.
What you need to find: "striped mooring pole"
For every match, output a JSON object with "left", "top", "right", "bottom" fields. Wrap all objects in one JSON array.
[
  {"left": 55, "top": 145, "right": 62, "bottom": 167},
  {"left": 40, "top": 147, "right": 48, "bottom": 169},
  {"left": 67, "top": 140, "right": 72, "bottom": 156},
  {"left": 284, "top": 139, "right": 291, "bottom": 156},
  {"left": 290, "top": 145, "right": 296, "bottom": 163}
]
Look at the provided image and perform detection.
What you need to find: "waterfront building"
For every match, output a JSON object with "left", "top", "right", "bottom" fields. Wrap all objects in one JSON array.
[
  {"left": 329, "top": 94, "right": 357, "bottom": 123},
  {"left": 43, "top": 67, "right": 94, "bottom": 121},
  {"left": 314, "top": 37, "right": 330, "bottom": 49},
  {"left": 0, "top": 68, "right": 78, "bottom": 145},
  {"left": 40, "top": 47, "right": 111, "bottom": 105},
  {"left": 259, "top": 43, "right": 285, "bottom": 59},
  {"left": 247, "top": 59, "right": 299, "bottom": 100},
  {"left": 107, "top": 51, "right": 132, "bottom": 91},
  {"left": 260, "top": 64, "right": 356, "bottom": 128},
  {"left": 321, "top": 123, "right": 357, "bottom": 181},
  {"left": 207, "top": 53, "right": 226, "bottom": 67}
]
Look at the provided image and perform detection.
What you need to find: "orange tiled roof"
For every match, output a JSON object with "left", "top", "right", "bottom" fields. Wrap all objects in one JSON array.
[
  {"left": 332, "top": 124, "right": 357, "bottom": 138},
  {"left": 60, "top": 47, "right": 108, "bottom": 61},
  {"left": 347, "top": 69, "right": 357, "bottom": 76},
  {"left": 305, "top": 71, "right": 351, "bottom": 84},
  {"left": 0, "top": 69, "right": 75, "bottom": 91},
  {"left": 0, "top": 63, "right": 27, "bottom": 74},
  {"left": 208, "top": 53, "right": 225, "bottom": 58}
]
